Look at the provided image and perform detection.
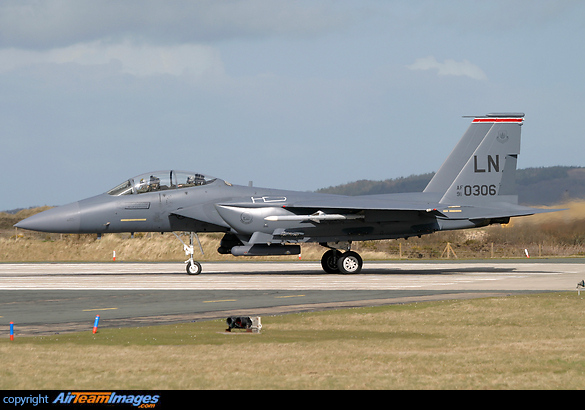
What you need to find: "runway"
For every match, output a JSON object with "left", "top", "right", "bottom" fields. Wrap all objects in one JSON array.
[{"left": 1, "top": 259, "right": 584, "bottom": 335}]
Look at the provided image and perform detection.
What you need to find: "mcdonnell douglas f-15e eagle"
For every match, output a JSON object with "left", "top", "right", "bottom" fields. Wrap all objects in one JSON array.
[{"left": 16, "top": 113, "right": 552, "bottom": 274}]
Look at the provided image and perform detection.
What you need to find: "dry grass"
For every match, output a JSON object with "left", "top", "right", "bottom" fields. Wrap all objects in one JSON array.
[
  {"left": 2, "top": 292, "right": 585, "bottom": 389},
  {"left": 2, "top": 200, "right": 585, "bottom": 262}
]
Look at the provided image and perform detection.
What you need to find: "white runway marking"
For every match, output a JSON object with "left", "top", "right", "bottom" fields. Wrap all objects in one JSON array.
[{"left": 0, "top": 261, "right": 583, "bottom": 291}]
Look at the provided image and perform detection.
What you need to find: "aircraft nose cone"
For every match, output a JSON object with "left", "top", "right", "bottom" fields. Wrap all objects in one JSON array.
[{"left": 15, "top": 202, "right": 81, "bottom": 233}]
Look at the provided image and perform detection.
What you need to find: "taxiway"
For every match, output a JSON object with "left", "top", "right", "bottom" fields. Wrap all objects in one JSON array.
[{"left": 1, "top": 260, "right": 583, "bottom": 335}]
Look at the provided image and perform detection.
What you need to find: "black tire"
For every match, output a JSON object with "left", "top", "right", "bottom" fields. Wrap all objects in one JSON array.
[
  {"left": 321, "top": 249, "right": 342, "bottom": 274},
  {"left": 186, "top": 260, "right": 202, "bottom": 275},
  {"left": 337, "top": 251, "right": 363, "bottom": 274}
]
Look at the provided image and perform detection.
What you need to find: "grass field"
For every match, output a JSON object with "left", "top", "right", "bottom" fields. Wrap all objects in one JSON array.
[
  {"left": 2, "top": 202, "right": 585, "bottom": 389},
  {"left": 2, "top": 292, "right": 585, "bottom": 390}
]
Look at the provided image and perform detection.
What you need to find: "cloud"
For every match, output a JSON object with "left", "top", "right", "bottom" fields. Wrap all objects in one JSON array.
[
  {"left": 0, "top": 0, "right": 350, "bottom": 50},
  {"left": 0, "top": 41, "right": 226, "bottom": 79},
  {"left": 0, "top": 1, "right": 351, "bottom": 82},
  {"left": 407, "top": 56, "right": 487, "bottom": 81}
]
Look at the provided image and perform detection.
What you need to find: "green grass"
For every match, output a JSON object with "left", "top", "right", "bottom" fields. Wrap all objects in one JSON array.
[{"left": 2, "top": 292, "right": 585, "bottom": 389}]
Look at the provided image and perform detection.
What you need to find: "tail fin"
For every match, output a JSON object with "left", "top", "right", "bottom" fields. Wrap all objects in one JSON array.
[{"left": 424, "top": 113, "right": 524, "bottom": 205}]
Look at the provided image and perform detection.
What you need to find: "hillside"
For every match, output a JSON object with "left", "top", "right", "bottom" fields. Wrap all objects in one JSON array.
[{"left": 317, "top": 166, "right": 585, "bottom": 206}]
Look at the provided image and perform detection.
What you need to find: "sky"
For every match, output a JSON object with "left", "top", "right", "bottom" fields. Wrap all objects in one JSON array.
[{"left": 1, "top": 0, "right": 584, "bottom": 210}]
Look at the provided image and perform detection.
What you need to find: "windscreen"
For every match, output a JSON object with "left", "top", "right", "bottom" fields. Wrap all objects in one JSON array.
[{"left": 107, "top": 170, "right": 217, "bottom": 196}]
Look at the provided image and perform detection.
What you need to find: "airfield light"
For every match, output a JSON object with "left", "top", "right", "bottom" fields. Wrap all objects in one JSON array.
[{"left": 226, "top": 316, "right": 262, "bottom": 333}]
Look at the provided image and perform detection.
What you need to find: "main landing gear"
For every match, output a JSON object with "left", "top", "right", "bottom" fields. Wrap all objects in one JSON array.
[{"left": 320, "top": 243, "right": 363, "bottom": 274}]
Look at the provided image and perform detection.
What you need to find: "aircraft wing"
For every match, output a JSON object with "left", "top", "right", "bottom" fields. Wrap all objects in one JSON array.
[
  {"left": 171, "top": 193, "right": 553, "bottom": 230},
  {"left": 215, "top": 192, "right": 556, "bottom": 219},
  {"left": 276, "top": 199, "right": 553, "bottom": 221},
  {"left": 217, "top": 194, "right": 446, "bottom": 216},
  {"left": 282, "top": 197, "right": 446, "bottom": 216}
]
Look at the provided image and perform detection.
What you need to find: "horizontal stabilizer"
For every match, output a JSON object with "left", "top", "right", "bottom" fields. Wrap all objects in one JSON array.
[{"left": 457, "top": 203, "right": 562, "bottom": 220}]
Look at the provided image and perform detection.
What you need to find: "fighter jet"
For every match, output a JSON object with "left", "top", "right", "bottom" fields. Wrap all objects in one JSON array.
[{"left": 15, "top": 113, "right": 551, "bottom": 274}]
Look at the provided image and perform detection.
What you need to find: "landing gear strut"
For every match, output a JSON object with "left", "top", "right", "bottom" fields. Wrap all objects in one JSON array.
[
  {"left": 320, "top": 243, "right": 363, "bottom": 274},
  {"left": 173, "top": 232, "right": 204, "bottom": 275}
]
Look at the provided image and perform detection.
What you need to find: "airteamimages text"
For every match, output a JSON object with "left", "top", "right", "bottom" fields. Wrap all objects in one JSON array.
[{"left": 53, "top": 391, "right": 159, "bottom": 407}]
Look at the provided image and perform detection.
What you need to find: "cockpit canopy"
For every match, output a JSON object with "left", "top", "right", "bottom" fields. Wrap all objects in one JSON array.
[{"left": 107, "top": 170, "right": 218, "bottom": 196}]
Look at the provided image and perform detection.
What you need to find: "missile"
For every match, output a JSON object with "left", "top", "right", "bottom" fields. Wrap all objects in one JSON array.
[{"left": 264, "top": 211, "right": 364, "bottom": 223}]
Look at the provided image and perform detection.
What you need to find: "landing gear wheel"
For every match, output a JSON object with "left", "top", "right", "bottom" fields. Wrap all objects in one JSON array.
[
  {"left": 337, "top": 251, "right": 363, "bottom": 274},
  {"left": 321, "top": 249, "right": 342, "bottom": 274},
  {"left": 186, "top": 260, "right": 202, "bottom": 275}
]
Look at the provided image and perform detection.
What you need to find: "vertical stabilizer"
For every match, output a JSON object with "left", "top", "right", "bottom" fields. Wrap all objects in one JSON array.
[
  {"left": 438, "top": 113, "right": 524, "bottom": 205},
  {"left": 424, "top": 118, "right": 495, "bottom": 194}
]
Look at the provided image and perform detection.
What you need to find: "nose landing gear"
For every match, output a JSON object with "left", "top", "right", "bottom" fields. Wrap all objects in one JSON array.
[
  {"left": 173, "top": 232, "right": 204, "bottom": 275},
  {"left": 186, "top": 259, "right": 202, "bottom": 275}
]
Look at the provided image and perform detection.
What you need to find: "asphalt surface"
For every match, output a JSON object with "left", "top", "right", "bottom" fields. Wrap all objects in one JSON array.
[{"left": 1, "top": 259, "right": 584, "bottom": 335}]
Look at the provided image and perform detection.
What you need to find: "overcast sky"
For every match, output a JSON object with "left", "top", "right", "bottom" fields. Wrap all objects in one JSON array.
[{"left": 1, "top": 0, "right": 584, "bottom": 210}]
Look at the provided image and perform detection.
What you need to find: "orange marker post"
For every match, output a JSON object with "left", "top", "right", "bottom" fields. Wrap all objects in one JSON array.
[{"left": 93, "top": 315, "right": 100, "bottom": 334}]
